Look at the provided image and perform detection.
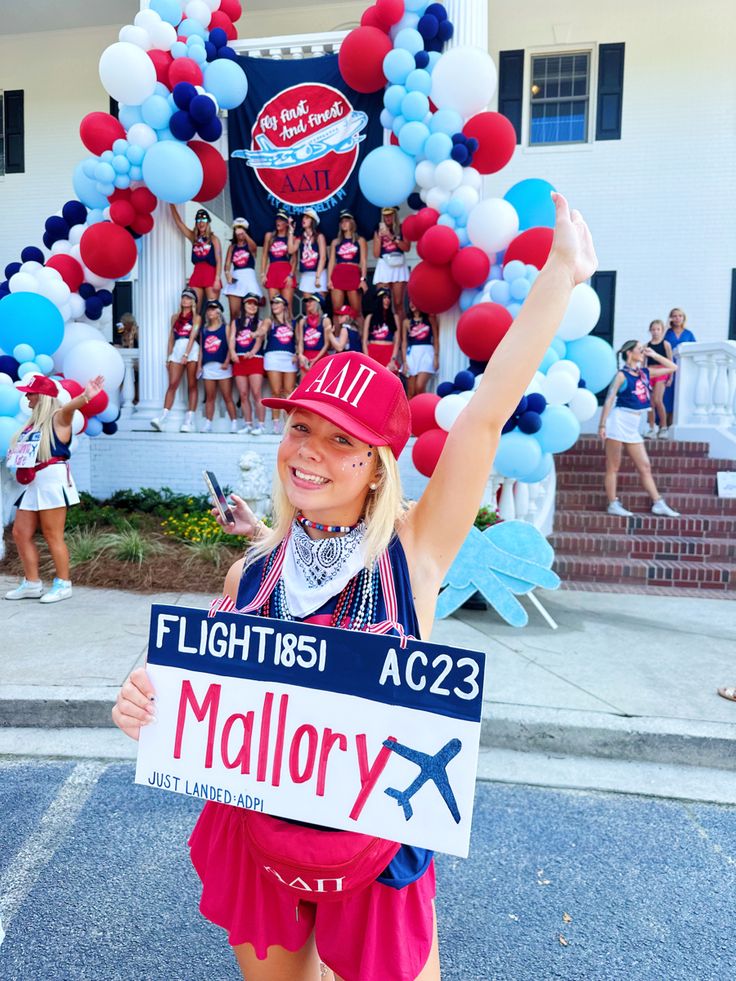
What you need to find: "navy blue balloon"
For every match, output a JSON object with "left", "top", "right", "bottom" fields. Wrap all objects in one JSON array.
[
  {"left": 85, "top": 296, "right": 104, "bottom": 320},
  {"left": 414, "top": 51, "right": 430, "bottom": 69},
  {"left": 42, "top": 232, "right": 55, "bottom": 250},
  {"left": 0, "top": 280, "right": 9, "bottom": 295},
  {"left": 451, "top": 144, "right": 469, "bottom": 164},
  {"left": 78, "top": 282, "right": 96, "bottom": 300},
  {"left": 96, "top": 289, "right": 113, "bottom": 307},
  {"left": 451, "top": 132, "right": 466, "bottom": 145},
  {"left": 218, "top": 46, "right": 237, "bottom": 61},
  {"left": 407, "top": 192, "right": 424, "bottom": 211},
  {"left": 190, "top": 94, "right": 216, "bottom": 124},
  {"left": 426, "top": 2, "right": 448, "bottom": 19},
  {"left": 173, "top": 82, "right": 197, "bottom": 110},
  {"left": 466, "top": 138, "right": 479, "bottom": 153},
  {"left": 438, "top": 20, "right": 454, "bottom": 42},
  {"left": 169, "top": 110, "right": 197, "bottom": 142},
  {"left": 468, "top": 359, "right": 487, "bottom": 374},
  {"left": 205, "top": 41, "right": 217, "bottom": 62},
  {"left": 518, "top": 411, "right": 542, "bottom": 434},
  {"left": 418, "top": 14, "right": 439, "bottom": 39},
  {"left": 436, "top": 381, "right": 455, "bottom": 398},
  {"left": 209, "top": 27, "right": 227, "bottom": 48},
  {"left": 62, "top": 200, "right": 88, "bottom": 226},
  {"left": 425, "top": 37, "right": 444, "bottom": 53},
  {"left": 515, "top": 395, "right": 529, "bottom": 415},
  {"left": 44, "top": 216, "right": 69, "bottom": 241},
  {"left": 526, "top": 392, "right": 547, "bottom": 414},
  {"left": 454, "top": 369, "right": 475, "bottom": 392},
  {"left": 0, "top": 355, "right": 20, "bottom": 380},
  {"left": 578, "top": 378, "right": 587, "bottom": 388},
  {"left": 501, "top": 417, "right": 517, "bottom": 434},
  {"left": 4, "top": 262, "right": 22, "bottom": 280},
  {"left": 102, "top": 421, "right": 118, "bottom": 435},
  {"left": 198, "top": 115, "right": 223, "bottom": 142},
  {"left": 21, "top": 246, "right": 45, "bottom": 264}
]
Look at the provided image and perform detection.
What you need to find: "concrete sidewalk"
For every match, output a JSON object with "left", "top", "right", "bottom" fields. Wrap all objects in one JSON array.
[{"left": 1, "top": 574, "right": 734, "bottom": 802}]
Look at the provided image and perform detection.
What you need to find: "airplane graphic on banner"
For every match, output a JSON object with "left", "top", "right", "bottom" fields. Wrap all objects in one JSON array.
[{"left": 234, "top": 110, "right": 368, "bottom": 170}]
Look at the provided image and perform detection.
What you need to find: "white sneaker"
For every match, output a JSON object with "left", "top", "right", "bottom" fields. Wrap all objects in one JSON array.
[
  {"left": 607, "top": 499, "right": 633, "bottom": 517},
  {"left": 238, "top": 423, "right": 252, "bottom": 435},
  {"left": 657, "top": 427, "right": 669, "bottom": 438},
  {"left": 230, "top": 419, "right": 240, "bottom": 434},
  {"left": 250, "top": 425, "right": 263, "bottom": 436},
  {"left": 39, "top": 578, "right": 73, "bottom": 604},
  {"left": 180, "top": 414, "right": 194, "bottom": 433},
  {"left": 645, "top": 427, "right": 658, "bottom": 438},
  {"left": 652, "top": 498, "right": 680, "bottom": 517},
  {"left": 201, "top": 419, "right": 212, "bottom": 433},
  {"left": 5, "top": 578, "right": 44, "bottom": 600},
  {"left": 150, "top": 417, "right": 165, "bottom": 432}
]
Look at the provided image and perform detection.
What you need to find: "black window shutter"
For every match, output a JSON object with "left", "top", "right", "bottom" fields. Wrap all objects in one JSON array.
[
  {"left": 596, "top": 43, "right": 624, "bottom": 141},
  {"left": 112, "top": 281, "right": 134, "bottom": 341},
  {"left": 4, "top": 89, "right": 24, "bottom": 173},
  {"left": 109, "top": 97, "right": 119, "bottom": 120},
  {"left": 590, "top": 271, "right": 616, "bottom": 344},
  {"left": 729, "top": 270, "right": 736, "bottom": 341},
  {"left": 498, "top": 50, "right": 524, "bottom": 144}
]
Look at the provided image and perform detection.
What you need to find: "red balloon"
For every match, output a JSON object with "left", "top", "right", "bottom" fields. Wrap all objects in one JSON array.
[
  {"left": 188, "top": 140, "right": 228, "bottom": 202},
  {"left": 79, "top": 223, "right": 138, "bottom": 280},
  {"left": 456, "top": 303, "right": 513, "bottom": 362},
  {"left": 409, "top": 393, "right": 441, "bottom": 437},
  {"left": 60, "top": 378, "right": 84, "bottom": 399},
  {"left": 45, "top": 255, "right": 84, "bottom": 293},
  {"left": 147, "top": 49, "right": 173, "bottom": 87},
  {"left": 81, "top": 388, "right": 109, "bottom": 419},
  {"left": 338, "top": 27, "right": 392, "bottom": 94},
  {"left": 79, "top": 112, "right": 126, "bottom": 155},
  {"left": 415, "top": 207, "right": 440, "bottom": 238},
  {"left": 462, "top": 112, "right": 517, "bottom": 175},
  {"left": 408, "top": 261, "right": 461, "bottom": 315},
  {"left": 169, "top": 58, "right": 203, "bottom": 88},
  {"left": 375, "top": 0, "right": 405, "bottom": 29},
  {"left": 417, "top": 225, "right": 459, "bottom": 265},
  {"left": 360, "top": 7, "right": 383, "bottom": 29},
  {"left": 503, "top": 227, "right": 554, "bottom": 270},
  {"left": 219, "top": 0, "right": 242, "bottom": 22},
  {"left": 402, "top": 215, "right": 421, "bottom": 242},
  {"left": 129, "top": 187, "right": 157, "bottom": 215},
  {"left": 109, "top": 200, "right": 136, "bottom": 227},
  {"left": 209, "top": 10, "right": 237, "bottom": 40},
  {"left": 451, "top": 246, "right": 490, "bottom": 288},
  {"left": 412, "top": 428, "right": 448, "bottom": 478},
  {"left": 130, "top": 213, "right": 155, "bottom": 235}
]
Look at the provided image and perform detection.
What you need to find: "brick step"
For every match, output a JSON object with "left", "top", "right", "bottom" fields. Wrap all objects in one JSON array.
[
  {"left": 575, "top": 437, "right": 711, "bottom": 456},
  {"left": 555, "top": 471, "right": 720, "bottom": 494},
  {"left": 553, "top": 555, "right": 736, "bottom": 590},
  {"left": 550, "top": 532, "right": 736, "bottom": 562},
  {"left": 556, "top": 454, "right": 733, "bottom": 475},
  {"left": 553, "top": 510, "right": 736, "bottom": 539},
  {"left": 556, "top": 490, "right": 736, "bottom": 516}
]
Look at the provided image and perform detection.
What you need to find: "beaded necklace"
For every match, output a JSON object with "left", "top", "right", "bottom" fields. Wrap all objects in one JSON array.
[{"left": 296, "top": 512, "right": 359, "bottom": 535}]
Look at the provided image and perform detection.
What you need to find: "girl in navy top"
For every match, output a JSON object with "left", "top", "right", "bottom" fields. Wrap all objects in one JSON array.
[
  {"left": 151, "top": 288, "right": 202, "bottom": 434},
  {"left": 262, "top": 209, "right": 297, "bottom": 316},
  {"left": 363, "top": 287, "right": 400, "bottom": 370},
  {"left": 328, "top": 209, "right": 367, "bottom": 321},
  {"left": 223, "top": 218, "right": 261, "bottom": 323},
  {"left": 291, "top": 208, "right": 327, "bottom": 299},
  {"left": 402, "top": 299, "right": 439, "bottom": 397},
  {"left": 297, "top": 294, "right": 330, "bottom": 373},
  {"left": 373, "top": 206, "right": 410, "bottom": 321},
  {"left": 328, "top": 305, "right": 364, "bottom": 355},
  {"left": 645, "top": 319, "right": 674, "bottom": 438},
  {"left": 598, "top": 339, "right": 679, "bottom": 518},
  {"left": 228, "top": 293, "right": 266, "bottom": 435},
  {"left": 169, "top": 204, "right": 222, "bottom": 308},
  {"left": 262, "top": 294, "right": 297, "bottom": 433},
  {"left": 116, "top": 193, "right": 598, "bottom": 981},
  {"left": 198, "top": 300, "right": 238, "bottom": 434}
]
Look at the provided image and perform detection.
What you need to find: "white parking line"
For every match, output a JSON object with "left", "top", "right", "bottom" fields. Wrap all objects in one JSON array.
[{"left": 0, "top": 761, "right": 106, "bottom": 948}]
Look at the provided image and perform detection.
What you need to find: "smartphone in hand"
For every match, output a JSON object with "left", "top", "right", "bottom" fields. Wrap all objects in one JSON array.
[{"left": 203, "top": 470, "right": 236, "bottom": 524}]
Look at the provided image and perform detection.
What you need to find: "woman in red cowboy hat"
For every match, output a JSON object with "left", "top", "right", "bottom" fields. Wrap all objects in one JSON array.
[
  {"left": 114, "top": 193, "right": 597, "bottom": 981},
  {"left": 169, "top": 204, "right": 223, "bottom": 309},
  {"left": 328, "top": 209, "right": 367, "bottom": 320},
  {"left": 262, "top": 209, "right": 297, "bottom": 317},
  {"left": 5, "top": 373, "right": 104, "bottom": 604}
]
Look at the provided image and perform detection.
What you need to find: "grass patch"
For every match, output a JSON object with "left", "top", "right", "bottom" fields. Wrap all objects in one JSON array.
[
  {"left": 66, "top": 527, "right": 108, "bottom": 567},
  {"left": 99, "top": 523, "right": 166, "bottom": 565}
]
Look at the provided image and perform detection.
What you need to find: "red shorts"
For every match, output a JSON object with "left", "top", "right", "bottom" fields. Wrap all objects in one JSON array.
[
  {"left": 368, "top": 342, "right": 394, "bottom": 368},
  {"left": 332, "top": 263, "right": 361, "bottom": 292},
  {"left": 189, "top": 264, "right": 217, "bottom": 288},
  {"left": 189, "top": 801, "right": 436, "bottom": 981},
  {"left": 233, "top": 356, "right": 264, "bottom": 377},
  {"left": 265, "top": 261, "right": 294, "bottom": 290}
]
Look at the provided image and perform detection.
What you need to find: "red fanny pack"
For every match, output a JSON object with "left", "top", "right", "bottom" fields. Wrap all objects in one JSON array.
[
  {"left": 243, "top": 812, "right": 400, "bottom": 902},
  {"left": 16, "top": 456, "right": 66, "bottom": 485}
]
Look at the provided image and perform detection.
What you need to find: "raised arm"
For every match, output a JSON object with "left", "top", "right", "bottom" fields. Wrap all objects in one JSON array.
[
  {"left": 54, "top": 375, "right": 105, "bottom": 437},
  {"left": 169, "top": 204, "right": 194, "bottom": 242},
  {"left": 400, "top": 193, "right": 597, "bottom": 584}
]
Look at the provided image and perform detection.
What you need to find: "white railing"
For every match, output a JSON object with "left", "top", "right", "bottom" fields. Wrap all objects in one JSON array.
[
  {"left": 673, "top": 340, "right": 736, "bottom": 457},
  {"left": 485, "top": 467, "right": 556, "bottom": 535}
]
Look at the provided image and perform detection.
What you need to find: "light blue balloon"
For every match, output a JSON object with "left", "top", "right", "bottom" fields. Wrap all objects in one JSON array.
[
  {"left": 82, "top": 158, "right": 97, "bottom": 179},
  {"left": 112, "top": 154, "right": 130, "bottom": 174},
  {"left": 456, "top": 227, "right": 469, "bottom": 247},
  {"left": 394, "top": 28, "right": 424, "bottom": 54},
  {"left": 127, "top": 144, "right": 145, "bottom": 166},
  {"left": 535, "top": 404, "right": 580, "bottom": 454},
  {"left": 203, "top": 60, "right": 248, "bottom": 110},
  {"left": 101, "top": 149, "right": 114, "bottom": 163},
  {"left": 380, "top": 108, "right": 395, "bottom": 130},
  {"left": 502, "top": 260, "right": 526, "bottom": 283},
  {"left": 0, "top": 294, "right": 64, "bottom": 356},
  {"left": 86, "top": 416, "right": 103, "bottom": 437},
  {"left": 490, "top": 263, "right": 502, "bottom": 279},
  {"left": 510, "top": 277, "right": 531, "bottom": 301},
  {"left": 154, "top": 82, "right": 171, "bottom": 98},
  {"left": 13, "top": 343, "right": 35, "bottom": 363},
  {"left": 171, "top": 41, "right": 188, "bottom": 59},
  {"left": 97, "top": 181, "right": 115, "bottom": 197},
  {"left": 393, "top": 11, "right": 419, "bottom": 31},
  {"left": 150, "top": 0, "right": 183, "bottom": 27},
  {"left": 391, "top": 115, "right": 406, "bottom": 136},
  {"left": 460, "top": 288, "right": 479, "bottom": 311},
  {"left": 384, "top": 84, "right": 407, "bottom": 116},
  {"left": 189, "top": 46, "right": 207, "bottom": 66},
  {"left": 87, "top": 209, "right": 106, "bottom": 225},
  {"left": 119, "top": 104, "right": 143, "bottom": 130},
  {"left": 383, "top": 48, "right": 415, "bottom": 85},
  {"left": 550, "top": 337, "right": 567, "bottom": 358},
  {"left": 427, "top": 52, "right": 441, "bottom": 72},
  {"left": 565, "top": 336, "right": 617, "bottom": 394},
  {"left": 72, "top": 161, "right": 109, "bottom": 210},
  {"left": 98, "top": 402, "right": 121, "bottom": 423},
  {"left": 522, "top": 452, "right": 553, "bottom": 484},
  {"left": 141, "top": 94, "right": 173, "bottom": 130},
  {"left": 539, "top": 347, "right": 560, "bottom": 373},
  {"left": 187, "top": 34, "right": 205, "bottom": 48},
  {"left": 398, "top": 120, "right": 429, "bottom": 156},
  {"left": 429, "top": 109, "right": 463, "bottom": 136},
  {"left": 112, "top": 138, "right": 128, "bottom": 155},
  {"left": 504, "top": 178, "right": 557, "bottom": 231},
  {"left": 446, "top": 198, "right": 466, "bottom": 220},
  {"left": 437, "top": 214, "right": 456, "bottom": 228},
  {"left": 405, "top": 68, "right": 432, "bottom": 95},
  {"left": 18, "top": 360, "right": 40, "bottom": 378},
  {"left": 359, "top": 146, "right": 416, "bottom": 208},
  {"left": 507, "top": 302, "right": 522, "bottom": 318},
  {"left": 141, "top": 141, "right": 203, "bottom": 204},
  {"left": 489, "top": 280, "right": 511, "bottom": 305},
  {"left": 115, "top": 175, "right": 132, "bottom": 189},
  {"left": 405, "top": 0, "right": 428, "bottom": 11},
  {"left": 0, "top": 383, "right": 21, "bottom": 417},
  {"left": 0, "top": 415, "right": 19, "bottom": 455},
  {"left": 35, "top": 353, "right": 55, "bottom": 374},
  {"left": 157, "top": 130, "right": 176, "bottom": 141},
  {"left": 401, "top": 91, "right": 429, "bottom": 122},
  {"left": 424, "top": 131, "right": 452, "bottom": 163},
  {"left": 179, "top": 19, "right": 206, "bottom": 38},
  {"left": 493, "top": 430, "right": 542, "bottom": 481},
  {"left": 129, "top": 165, "right": 143, "bottom": 181}
]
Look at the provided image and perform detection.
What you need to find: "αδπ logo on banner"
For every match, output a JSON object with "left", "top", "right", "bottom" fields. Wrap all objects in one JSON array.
[{"left": 235, "top": 84, "right": 367, "bottom": 207}]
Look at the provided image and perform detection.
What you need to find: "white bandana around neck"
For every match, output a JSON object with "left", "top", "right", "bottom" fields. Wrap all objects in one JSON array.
[{"left": 282, "top": 519, "right": 367, "bottom": 618}]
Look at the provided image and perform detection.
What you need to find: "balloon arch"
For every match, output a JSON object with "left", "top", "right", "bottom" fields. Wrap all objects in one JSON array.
[{"left": 0, "top": 0, "right": 616, "bottom": 484}]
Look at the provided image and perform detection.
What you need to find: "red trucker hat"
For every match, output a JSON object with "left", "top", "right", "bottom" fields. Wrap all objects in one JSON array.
[
  {"left": 16, "top": 374, "right": 60, "bottom": 397},
  {"left": 262, "top": 352, "right": 411, "bottom": 458}
]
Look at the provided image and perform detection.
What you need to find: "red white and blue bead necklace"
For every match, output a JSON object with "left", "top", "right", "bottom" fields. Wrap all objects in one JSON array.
[{"left": 296, "top": 512, "right": 359, "bottom": 535}]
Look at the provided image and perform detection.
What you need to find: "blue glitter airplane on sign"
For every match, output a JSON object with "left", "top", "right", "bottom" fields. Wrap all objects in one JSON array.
[{"left": 383, "top": 737, "right": 462, "bottom": 824}]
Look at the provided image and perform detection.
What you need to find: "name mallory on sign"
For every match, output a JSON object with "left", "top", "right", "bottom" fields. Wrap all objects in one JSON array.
[{"left": 146, "top": 770, "right": 265, "bottom": 810}]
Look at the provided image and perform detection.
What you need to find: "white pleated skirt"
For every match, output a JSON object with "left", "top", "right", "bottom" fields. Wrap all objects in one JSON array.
[{"left": 16, "top": 462, "right": 80, "bottom": 511}]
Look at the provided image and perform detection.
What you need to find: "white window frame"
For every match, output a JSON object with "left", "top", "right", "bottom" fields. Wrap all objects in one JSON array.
[{"left": 522, "top": 43, "right": 599, "bottom": 154}]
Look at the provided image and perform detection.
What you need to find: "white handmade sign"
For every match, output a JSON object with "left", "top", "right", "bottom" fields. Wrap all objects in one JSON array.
[
  {"left": 716, "top": 472, "right": 736, "bottom": 498},
  {"left": 136, "top": 604, "right": 485, "bottom": 857},
  {"left": 6, "top": 431, "right": 40, "bottom": 469}
]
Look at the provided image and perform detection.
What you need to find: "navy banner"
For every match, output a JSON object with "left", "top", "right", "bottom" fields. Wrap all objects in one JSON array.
[{"left": 229, "top": 54, "right": 385, "bottom": 244}]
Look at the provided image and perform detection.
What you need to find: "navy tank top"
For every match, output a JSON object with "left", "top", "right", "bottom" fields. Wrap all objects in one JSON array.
[
  {"left": 369, "top": 316, "right": 395, "bottom": 343},
  {"left": 299, "top": 236, "right": 320, "bottom": 272},
  {"left": 231, "top": 245, "right": 253, "bottom": 271},
  {"left": 234, "top": 316, "right": 259, "bottom": 355},
  {"left": 268, "top": 235, "right": 290, "bottom": 264},
  {"left": 191, "top": 236, "right": 216, "bottom": 267},
  {"left": 200, "top": 323, "right": 228, "bottom": 365},
  {"left": 407, "top": 317, "right": 433, "bottom": 348},
  {"left": 335, "top": 238, "right": 360, "bottom": 265},
  {"left": 301, "top": 315, "right": 325, "bottom": 354},
  {"left": 616, "top": 367, "right": 651, "bottom": 410},
  {"left": 265, "top": 318, "right": 296, "bottom": 355}
]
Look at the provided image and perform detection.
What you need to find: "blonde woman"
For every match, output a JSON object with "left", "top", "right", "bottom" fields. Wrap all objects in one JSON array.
[
  {"left": 373, "top": 206, "right": 410, "bottom": 320},
  {"left": 663, "top": 307, "right": 696, "bottom": 427},
  {"left": 292, "top": 208, "right": 327, "bottom": 300},
  {"left": 169, "top": 204, "right": 222, "bottom": 308},
  {"left": 222, "top": 218, "right": 261, "bottom": 322},
  {"left": 328, "top": 209, "right": 367, "bottom": 317},
  {"left": 151, "top": 287, "right": 201, "bottom": 433},
  {"left": 5, "top": 373, "right": 104, "bottom": 603}
]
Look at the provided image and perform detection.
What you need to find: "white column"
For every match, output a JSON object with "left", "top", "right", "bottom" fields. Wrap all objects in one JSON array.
[
  {"left": 437, "top": 0, "right": 490, "bottom": 387},
  {"left": 130, "top": 202, "right": 186, "bottom": 426}
]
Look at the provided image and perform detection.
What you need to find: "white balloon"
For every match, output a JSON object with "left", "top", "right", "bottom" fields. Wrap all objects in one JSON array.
[
  {"left": 425, "top": 186, "right": 451, "bottom": 211},
  {"left": 72, "top": 409, "right": 87, "bottom": 435},
  {"left": 450, "top": 185, "right": 479, "bottom": 212},
  {"left": 127, "top": 123, "right": 158, "bottom": 149},
  {"left": 56, "top": 388, "right": 72, "bottom": 407},
  {"left": 0, "top": 372, "right": 13, "bottom": 385},
  {"left": 467, "top": 198, "right": 519, "bottom": 255},
  {"left": 68, "top": 224, "right": 86, "bottom": 246},
  {"left": 83, "top": 268, "right": 116, "bottom": 291},
  {"left": 50, "top": 240, "right": 72, "bottom": 255},
  {"left": 203, "top": 0, "right": 222, "bottom": 10},
  {"left": 435, "top": 393, "right": 468, "bottom": 431},
  {"left": 9, "top": 272, "right": 40, "bottom": 294},
  {"left": 462, "top": 167, "right": 482, "bottom": 191},
  {"left": 119, "top": 24, "right": 150, "bottom": 50},
  {"left": 542, "top": 371, "right": 578, "bottom": 405},
  {"left": 150, "top": 21, "right": 177, "bottom": 50},
  {"left": 415, "top": 160, "right": 436, "bottom": 190},
  {"left": 547, "top": 359, "right": 581, "bottom": 386},
  {"left": 38, "top": 280, "right": 71, "bottom": 308},
  {"left": 20, "top": 260, "right": 43, "bottom": 276},
  {"left": 458, "top": 389, "right": 475, "bottom": 403},
  {"left": 16, "top": 393, "right": 32, "bottom": 416},
  {"left": 52, "top": 321, "right": 103, "bottom": 373},
  {"left": 185, "top": 1, "right": 212, "bottom": 27},
  {"left": 63, "top": 339, "right": 125, "bottom": 392},
  {"left": 431, "top": 47, "right": 497, "bottom": 117},
  {"left": 525, "top": 370, "right": 547, "bottom": 396},
  {"left": 568, "top": 387, "right": 599, "bottom": 422},
  {"left": 58, "top": 303, "right": 73, "bottom": 323},
  {"left": 69, "top": 294, "right": 86, "bottom": 319},
  {"left": 98, "top": 42, "right": 157, "bottom": 107},
  {"left": 434, "top": 159, "right": 463, "bottom": 192},
  {"left": 419, "top": 189, "right": 428, "bottom": 203},
  {"left": 557, "top": 284, "right": 601, "bottom": 341}
]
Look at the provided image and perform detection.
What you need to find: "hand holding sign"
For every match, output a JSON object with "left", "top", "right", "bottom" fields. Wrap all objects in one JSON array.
[{"left": 112, "top": 667, "right": 157, "bottom": 740}]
